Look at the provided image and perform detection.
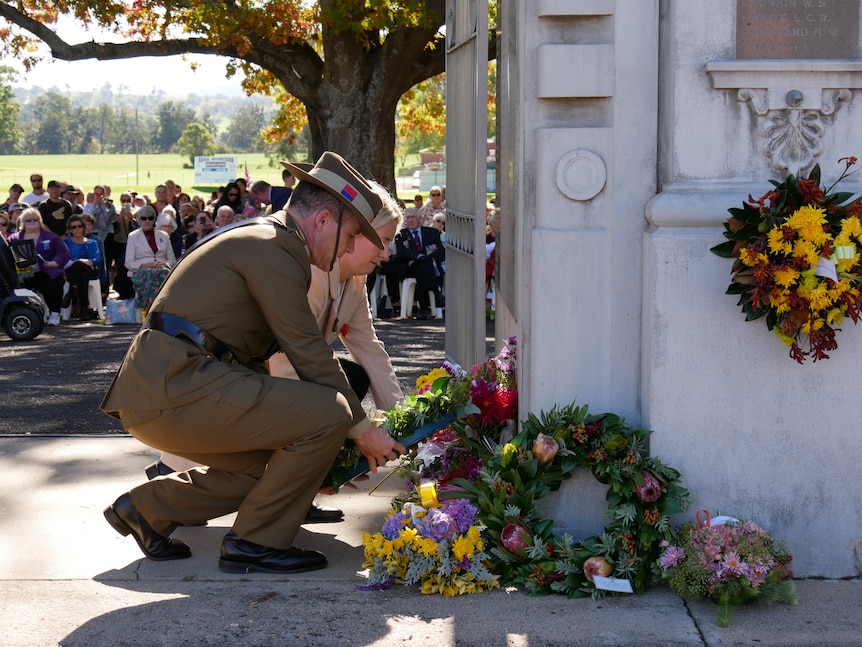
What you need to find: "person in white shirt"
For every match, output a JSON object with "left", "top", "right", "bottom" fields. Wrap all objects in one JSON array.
[{"left": 21, "top": 173, "right": 47, "bottom": 207}]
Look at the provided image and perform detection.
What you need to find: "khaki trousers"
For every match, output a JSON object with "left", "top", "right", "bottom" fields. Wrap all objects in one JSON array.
[{"left": 122, "top": 368, "right": 352, "bottom": 549}]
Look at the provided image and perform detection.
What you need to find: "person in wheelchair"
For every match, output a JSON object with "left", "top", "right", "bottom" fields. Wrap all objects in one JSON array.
[{"left": 7, "top": 208, "right": 69, "bottom": 326}]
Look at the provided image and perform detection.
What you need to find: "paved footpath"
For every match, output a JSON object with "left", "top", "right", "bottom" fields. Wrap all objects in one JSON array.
[{"left": 1, "top": 322, "right": 861, "bottom": 645}]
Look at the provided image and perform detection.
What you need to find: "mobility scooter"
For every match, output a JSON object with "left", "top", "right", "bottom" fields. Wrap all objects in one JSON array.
[{"left": 0, "top": 234, "right": 48, "bottom": 341}]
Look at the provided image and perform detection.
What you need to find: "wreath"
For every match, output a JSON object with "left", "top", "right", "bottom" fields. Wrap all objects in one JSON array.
[
  {"left": 710, "top": 157, "right": 862, "bottom": 362},
  {"left": 440, "top": 402, "right": 690, "bottom": 597}
]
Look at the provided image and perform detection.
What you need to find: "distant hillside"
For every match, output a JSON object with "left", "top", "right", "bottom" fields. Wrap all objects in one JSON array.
[{"left": 12, "top": 84, "right": 277, "bottom": 125}]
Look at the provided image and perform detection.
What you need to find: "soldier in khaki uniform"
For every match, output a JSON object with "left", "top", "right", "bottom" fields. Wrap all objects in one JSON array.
[{"left": 101, "top": 152, "right": 405, "bottom": 574}]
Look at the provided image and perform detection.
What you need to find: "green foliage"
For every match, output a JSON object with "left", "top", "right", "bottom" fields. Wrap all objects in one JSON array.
[
  {"left": 33, "top": 92, "right": 75, "bottom": 155},
  {"left": 177, "top": 122, "right": 215, "bottom": 164},
  {"left": 223, "top": 103, "right": 267, "bottom": 152},
  {"left": 152, "top": 101, "right": 197, "bottom": 153},
  {"left": 0, "top": 66, "right": 21, "bottom": 154}
]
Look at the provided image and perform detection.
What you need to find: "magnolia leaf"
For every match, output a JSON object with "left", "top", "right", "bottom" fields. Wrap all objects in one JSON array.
[{"left": 710, "top": 240, "right": 738, "bottom": 258}]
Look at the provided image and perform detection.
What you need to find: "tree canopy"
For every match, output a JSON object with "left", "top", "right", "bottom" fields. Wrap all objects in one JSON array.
[{"left": 0, "top": 0, "right": 485, "bottom": 193}]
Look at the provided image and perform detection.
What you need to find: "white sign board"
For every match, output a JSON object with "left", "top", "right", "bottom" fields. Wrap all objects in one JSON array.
[{"left": 194, "top": 156, "right": 237, "bottom": 186}]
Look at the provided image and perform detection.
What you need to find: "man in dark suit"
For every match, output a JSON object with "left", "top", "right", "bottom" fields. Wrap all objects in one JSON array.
[
  {"left": 249, "top": 180, "right": 293, "bottom": 213},
  {"left": 395, "top": 207, "right": 445, "bottom": 319},
  {"left": 100, "top": 152, "right": 405, "bottom": 575}
]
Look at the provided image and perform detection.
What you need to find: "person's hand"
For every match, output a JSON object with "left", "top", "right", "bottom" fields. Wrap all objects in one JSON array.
[
  {"left": 44, "top": 260, "right": 57, "bottom": 269},
  {"left": 354, "top": 424, "right": 406, "bottom": 473}
]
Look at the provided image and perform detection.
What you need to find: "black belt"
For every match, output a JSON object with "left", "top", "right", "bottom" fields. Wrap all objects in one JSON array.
[{"left": 143, "top": 312, "right": 231, "bottom": 362}]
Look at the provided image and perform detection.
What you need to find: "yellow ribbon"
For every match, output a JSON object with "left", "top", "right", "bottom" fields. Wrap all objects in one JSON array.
[{"left": 418, "top": 482, "right": 438, "bottom": 508}]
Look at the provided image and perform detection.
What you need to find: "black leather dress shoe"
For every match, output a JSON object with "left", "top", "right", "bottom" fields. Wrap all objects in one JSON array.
[
  {"left": 304, "top": 502, "right": 344, "bottom": 523},
  {"left": 104, "top": 493, "right": 191, "bottom": 561},
  {"left": 219, "top": 530, "right": 327, "bottom": 574},
  {"left": 145, "top": 460, "right": 175, "bottom": 480}
]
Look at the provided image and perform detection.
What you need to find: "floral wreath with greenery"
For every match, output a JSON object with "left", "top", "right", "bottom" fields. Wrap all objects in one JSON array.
[
  {"left": 710, "top": 157, "right": 862, "bottom": 363},
  {"left": 444, "top": 403, "right": 690, "bottom": 597},
  {"left": 359, "top": 338, "right": 692, "bottom": 598}
]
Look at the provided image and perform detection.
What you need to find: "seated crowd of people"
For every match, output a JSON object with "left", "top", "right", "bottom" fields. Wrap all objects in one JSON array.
[
  {"left": 0, "top": 170, "right": 497, "bottom": 325},
  {"left": 0, "top": 169, "right": 298, "bottom": 325}
]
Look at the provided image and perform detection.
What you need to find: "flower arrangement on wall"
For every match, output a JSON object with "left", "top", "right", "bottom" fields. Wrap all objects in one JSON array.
[{"left": 711, "top": 157, "right": 862, "bottom": 362}]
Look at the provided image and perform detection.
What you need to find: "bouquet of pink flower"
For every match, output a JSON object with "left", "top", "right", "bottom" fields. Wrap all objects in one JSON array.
[{"left": 659, "top": 516, "right": 797, "bottom": 626}]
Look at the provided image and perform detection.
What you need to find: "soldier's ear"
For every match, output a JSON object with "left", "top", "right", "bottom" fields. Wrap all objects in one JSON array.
[{"left": 312, "top": 209, "right": 330, "bottom": 233}]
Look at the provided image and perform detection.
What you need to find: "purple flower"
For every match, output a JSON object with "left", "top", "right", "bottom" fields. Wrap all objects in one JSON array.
[
  {"left": 660, "top": 545, "right": 686, "bottom": 570},
  {"left": 443, "top": 498, "right": 478, "bottom": 534},
  {"left": 747, "top": 562, "right": 771, "bottom": 587},
  {"left": 418, "top": 508, "right": 457, "bottom": 541},
  {"left": 381, "top": 512, "right": 409, "bottom": 540},
  {"left": 720, "top": 551, "right": 744, "bottom": 578},
  {"left": 356, "top": 575, "right": 394, "bottom": 591}
]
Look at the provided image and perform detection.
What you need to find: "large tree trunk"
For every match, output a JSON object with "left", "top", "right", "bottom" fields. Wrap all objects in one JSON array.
[{"left": 304, "top": 91, "right": 399, "bottom": 198}]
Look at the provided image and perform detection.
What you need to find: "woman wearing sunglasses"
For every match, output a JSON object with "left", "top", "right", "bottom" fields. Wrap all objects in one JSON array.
[
  {"left": 213, "top": 181, "right": 244, "bottom": 216},
  {"left": 64, "top": 214, "right": 103, "bottom": 320},
  {"left": 125, "top": 205, "right": 176, "bottom": 313},
  {"left": 7, "top": 208, "right": 70, "bottom": 325}
]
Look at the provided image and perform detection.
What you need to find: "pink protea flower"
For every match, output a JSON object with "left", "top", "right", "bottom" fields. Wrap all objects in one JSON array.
[
  {"left": 501, "top": 523, "right": 531, "bottom": 557},
  {"left": 635, "top": 471, "right": 666, "bottom": 503}
]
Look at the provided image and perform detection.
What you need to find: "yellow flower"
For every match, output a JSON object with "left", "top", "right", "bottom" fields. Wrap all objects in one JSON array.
[
  {"left": 772, "top": 326, "right": 795, "bottom": 346},
  {"left": 786, "top": 205, "right": 830, "bottom": 246},
  {"left": 415, "top": 536, "right": 439, "bottom": 557},
  {"left": 792, "top": 239, "right": 820, "bottom": 267},
  {"left": 415, "top": 367, "right": 450, "bottom": 390},
  {"left": 772, "top": 267, "right": 800, "bottom": 288},
  {"left": 739, "top": 247, "right": 766, "bottom": 267},
  {"left": 806, "top": 282, "right": 832, "bottom": 313},
  {"left": 837, "top": 216, "right": 862, "bottom": 244},
  {"left": 827, "top": 307, "right": 845, "bottom": 324},
  {"left": 767, "top": 227, "right": 793, "bottom": 255},
  {"left": 452, "top": 536, "right": 470, "bottom": 562},
  {"left": 466, "top": 525, "right": 484, "bottom": 552}
]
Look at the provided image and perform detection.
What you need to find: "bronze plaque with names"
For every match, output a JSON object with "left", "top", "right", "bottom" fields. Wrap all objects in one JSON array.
[{"left": 737, "top": 0, "right": 859, "bottom": 59}]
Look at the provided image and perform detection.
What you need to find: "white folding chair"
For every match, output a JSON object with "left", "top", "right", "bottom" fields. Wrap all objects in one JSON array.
[
  {"left": 399, "top": 278, "right": 443, "bottom": 319},
  {"left": 369, "top": 273, "right": 387, "bottom": 318},
  {"left": 60, "top": 279, "right": 104, "bottom": 321}
]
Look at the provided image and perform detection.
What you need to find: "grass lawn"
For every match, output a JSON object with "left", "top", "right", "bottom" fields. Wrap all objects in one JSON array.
[{"left": 0, "top": 153, "right": 287, "bottom": 198}]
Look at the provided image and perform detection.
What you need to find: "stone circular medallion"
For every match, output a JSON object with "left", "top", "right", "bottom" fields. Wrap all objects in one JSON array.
[{"left": 555, "top": 149, "right": 607, "bottom": 201}]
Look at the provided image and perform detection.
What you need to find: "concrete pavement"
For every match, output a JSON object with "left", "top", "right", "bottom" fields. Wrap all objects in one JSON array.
[{"left": 1, "top": 435, "right": 860, "bottom": 646}]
